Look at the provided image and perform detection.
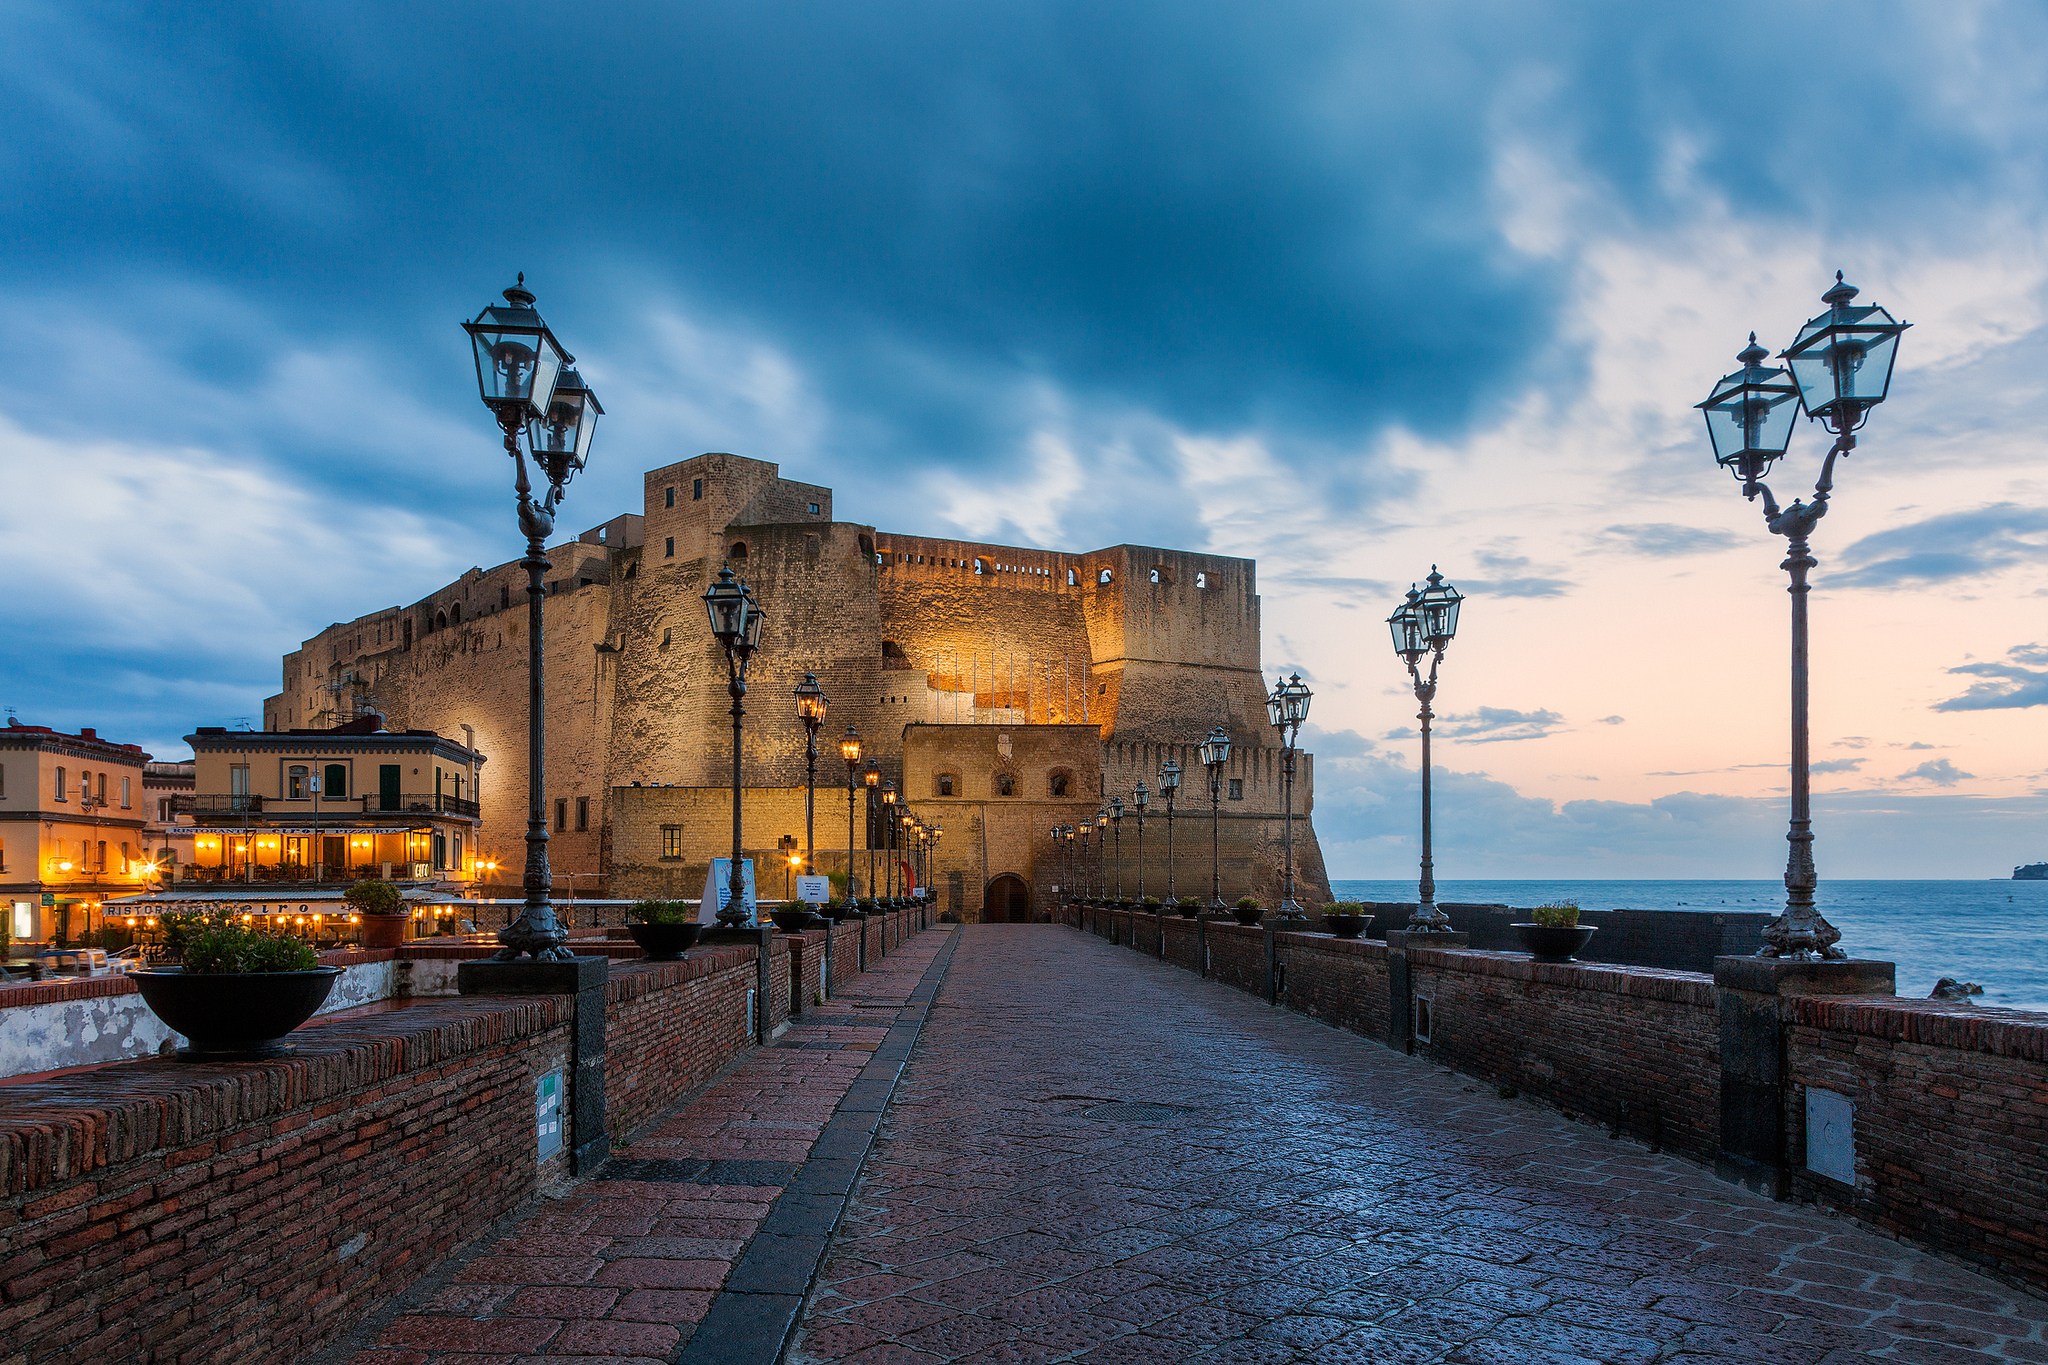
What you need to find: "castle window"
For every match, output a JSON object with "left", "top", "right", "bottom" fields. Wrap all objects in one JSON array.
[
  {"left": 500, "top": 584, "right": 510, "bottom": 608},
  {"left": 625, "top": 562, "right": 638, "bottom": 579},
  {"left": 1049, "top": 771, "right": 1070, "bottom": 798},
  {"left": 936, "top": 774, "right": 955, "bottom": 797},
  {"left": 435, "top": 611, "right": 447, "bottom": 629},
  {"left": 1097, "top": 568, "right": 1113, "bottom": 584},
  {"left": 575, "top": 797, "right": 588, "bottom": 831},
  {"left": 995, "top": 773, "right": 1016, "bottom": 797},
  {"left": 662, "top": 825, "right": 682, "bottom": 858},
  {"left": 666, "top": 486, "right": 675, "bottom": 508},
  {"left": 665, "top": 537, "right": 674, "bottom": 558},
  {"left": 882, "top": 640, "right": 907, "bottom": 660},
  {"left": 1195, "top": 572, "right": 1207, "bottom": 588},
  {"left": 974, "top": 558, "right": 986, "bottom": 574},
  {"left": 451, "top": 604, "right": 461, "bottom": 623},
  {"left": 729, "top": 541, "right": 748, "bottom": 560},
  {"left": 1149, "top": 568, "right": 1159, "bottom": 583},
  {"left": 693, "top": 478, "right": 704, "bottom": 500},
  {"left": 1229, "top": 778, "right": 1244, "bottom": 800},
  {"left": 555, "top": 799, "right": 567, "bottom": 831},
  {"left": 808, "top": 502, "right": 820, "bottom": 515},
  {"left": 1067, "top": 568, "right": 1077, "bottom": 586}
]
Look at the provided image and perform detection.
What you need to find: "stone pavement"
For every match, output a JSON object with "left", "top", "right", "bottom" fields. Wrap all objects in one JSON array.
[
  {"left": 789, "top": 925, "right": 2048, "bottom": 1365},
  {"left": 336, "top": 925, "right": 953, "bottom": 1365}
]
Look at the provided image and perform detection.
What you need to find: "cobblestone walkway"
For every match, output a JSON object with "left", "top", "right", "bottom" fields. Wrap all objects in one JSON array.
[
  {"left": 343, "top": 926, "right": 950, "bottom": 1365},
  {"left": 790, "top": 925, "right": 2048, "bottom": 1365}
]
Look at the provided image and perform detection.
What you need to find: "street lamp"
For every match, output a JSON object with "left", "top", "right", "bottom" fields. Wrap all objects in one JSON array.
[
  {"left": 1198, "top": 726, "right": 1231, "bottom": 911},
  {"left": 1265, "top": 671, "right": 1313, "bottom": 919},
  {"left": 1108, "top": 796, "right": 1125, "bottom": 898},
  {"left": 1698, "top": 274, "right": 1907, "bottom": 960},
  {"left": 862, "top": 760, "right": 881, "bottom": 905},
  {"left": 839, "top": 725, "right": 862, "bottom": 908},
  {"left": 463, "top": 276, "right": 599, "bottom": 961},
  {"left": 1132, "top": 781, "right": 1149, "bottom": 900},
  {"left": 795, "top": 673, "right": 828, "bottom": 888},
  {"left": 704, "top": 562, "right": 769, "bottom": 928},
  {"left": 1388, "top": 572, "right": 1462, "bottom": 931},
  {"left": 880, "top": 780, "right": 897, "bottom": 897},
  {"left": 1159, "top": 756, "right": 1181, "bottom": 902},
  {"left": 1095, "top": 807, "right": 1108, "bottom": 898}
]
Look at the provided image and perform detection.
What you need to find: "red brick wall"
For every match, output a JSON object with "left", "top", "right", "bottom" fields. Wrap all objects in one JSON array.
[
  {"left": 1407, "top": 948, "right": 1719, "bottom": 1160},
  {"left": 1278, "top": 935, "right": 1391, "bottom": 1041},
  {"left": 605, "top": 942, "right": 781, "bottom": 1139},
  {"left": 1786, "top": 997, "right": 2048, "bottom": 1290}
]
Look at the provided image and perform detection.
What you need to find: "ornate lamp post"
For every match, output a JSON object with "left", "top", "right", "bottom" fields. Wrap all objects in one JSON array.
[
  {"left": 1095, "top": 808, "right": 1109, "bottom": 898},
  {"left": 1265, "top": 672, "right": 1313, "bottom": 919},
  {"left": 795, "top": 674, "right": 828, "bottom": 886},
  {"left": 703, "top": 564, "right": 769, "bottom": 927},
  {"left": 1199, "top": 727, "right": 1231, "bottom": 911},
  {"left": 462, "top": 277, "right": 600, "bottom": 962},
  {"left": 839, "top": 725, "right": 862, "bottom": 907},
  {"left": 1108, "top": 796, "right": 1125, "bottom": 898},
  {"left": 880, "top": 781, "right": 897, "bottom": 897},
  {"left": 1159, "top": 757, "right": 1181, "bottom": 902},
  {"left": 1698, "top": 274, "right": 1907, "bottom": 959},
  {"left": 1076, "top": 820, "right": 1092, "bottom": 898},
  {"left": 862, "top": 760, "right": 880, "bottom": 904},
  {"left": 1132, "top": 781, "right": 1150, "bottom": 899},
  {"left": 1387, "top": 572, "right": 1463, "bottom": 931}
]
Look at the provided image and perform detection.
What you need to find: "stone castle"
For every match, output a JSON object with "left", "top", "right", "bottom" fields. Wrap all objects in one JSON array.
[{"left": 265, "top": 452, "right": 1328, "bottom": 920}]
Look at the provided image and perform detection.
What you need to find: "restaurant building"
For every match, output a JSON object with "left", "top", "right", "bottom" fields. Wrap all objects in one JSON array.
[{"left": 0, "top": 720, "right": 158, "bottom": 943}]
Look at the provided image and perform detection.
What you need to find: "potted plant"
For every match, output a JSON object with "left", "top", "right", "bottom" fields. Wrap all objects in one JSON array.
[
  {"left": 1176, "top": 897, "right": 1200, "bottom": 918},
  {"left": 346, "top": 880, "right": 409, "bottom": 949},
  {"left": 1513, "top": 902, "right": 1597, "bottom": 962},
  {"left": 1140, "top": 896, "right": 1163, "bottom": 915},
  {"left": 1231, "top": 897, "right": 1265, "bottom": 926},
  {"left": 1320, "top": 902, "right": 1372, "bottom": 939},
  {"left": 626, "top": 900, "right": 702, "bottom": 960},
  {"left": 771, "top": 900, "right": 816, "bottom": 933},
  {"left": 132, "top": 923, "right": 340, "bottom": 1061},
  {"left": 848, "top": 897, "right": 872, "bottom": 919}
]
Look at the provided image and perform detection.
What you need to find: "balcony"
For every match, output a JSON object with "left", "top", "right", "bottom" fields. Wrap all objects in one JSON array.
[
  {"left": 386, "top": 792, "right": 479, "bottom": 818},
  {"left": 170, "top": 794, "right": 264, "bottom": 814}
]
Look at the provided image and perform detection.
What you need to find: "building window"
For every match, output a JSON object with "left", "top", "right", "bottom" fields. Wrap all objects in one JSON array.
[
  {"left": 729, "top": 541, "right": 748, "bottom": 560},
  {"left": 324, "top": 764, "right": 347, "bottom": 799},
  {"left": 1067, "top": 569, "right": 1077, "bottom": 586},
  {"left": 1195, "top": 572, "right": 1207, "bottom": 588},
  {"left": 662, "top": 825, "right": 682, "bottom": 858},
  {"left": 500, "top": 584, "right": 510, "bottom": 608},
  {"left": 96, "top": 840, "right": 107, "bottom": 871},
  {"left": 53, "top": 766, "right": 66, "bottom": 800},
  {"left": 1229, "top": 778, "right": 1243, "bottom": 800},
  {"left": 808, "top": 502, "right": 821, "bottom": 515},
  {"left": 288, "top": 765, "right": 309, "bottom": 800},
  {"left": 665, "top": 486, "right": 676, "bottom": 508},
  {"left": 995, "top": 774, "right": 1016, "bottom": 797},
  {"left": 692, "top": 478, "right": 704, "bottom": 500},
  {"left": 1049, "top": 772, "right": 1070, "bottom": 798},
  {"left": 120, "top": 776, "right": 130, "bottom": 809},
  {"left": 231, "top": 765, "right": 250, "bottom": 797},
  {"left": 665, "top": 537, "right": 675, "bottom": 558},
  {"left": 1098, "top": 568, "right": 1113, "bottom": 584},
  {"left": 936, "top": 774, "right": 955, "bottom": 797},
  {"left": 554, "top": 798, "right": 567, "bottom": 831},
  {"left": 575, "top": 796, "right": 588, "bottom": 831}
]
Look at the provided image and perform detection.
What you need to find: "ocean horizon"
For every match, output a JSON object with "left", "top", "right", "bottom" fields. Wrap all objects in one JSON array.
[{"left": 1328, "top": 878, "right": 2048, "bottom": 1014}]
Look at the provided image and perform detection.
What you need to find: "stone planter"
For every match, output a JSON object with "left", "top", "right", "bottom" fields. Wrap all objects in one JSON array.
[
  {"left": 133, "top": 967, "right": 343, "bottom": 1061},
  {"left": 1176, "top": 902, "right": 1200, "bottom": 918},
  {"left": 770, "top": 907, "right": 815, "bottom": 934},
  {"left": 627, "top": 921, "right": 702, "bottom": 961},
  {"left": 1322, "top": 913, "right": 1371, "bottom": 939},
  {"left": 1230, "top": 905, "right": 1265, "bottom": 926},
  {"left": 1512, "top": 923, "right": 1597, "bottom": 963},
  {"left": 361, "top": 914, "right": 408, "bottom": 950}
]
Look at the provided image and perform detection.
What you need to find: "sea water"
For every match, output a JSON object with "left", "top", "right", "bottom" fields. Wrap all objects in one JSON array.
[{"left": 1329, "top": 879, "right": 2048, "bottom": 1014}]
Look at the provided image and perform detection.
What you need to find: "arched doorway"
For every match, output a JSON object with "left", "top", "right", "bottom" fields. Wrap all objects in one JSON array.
[{"left": 985, "top": 874, "right": 1031, "bottom": 923}]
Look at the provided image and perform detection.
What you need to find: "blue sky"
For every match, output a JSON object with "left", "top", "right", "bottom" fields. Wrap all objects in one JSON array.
[{"left": 5, "top": 2, "right": 2047, "bottom": 877}]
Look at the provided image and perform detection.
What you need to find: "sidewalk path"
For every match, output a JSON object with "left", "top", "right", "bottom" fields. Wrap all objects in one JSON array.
[
  {"left": 790, "top": 925, "right": 2048, "bottom": 1365},
  {"left": 342, "top": 925, "right": 953, "bottom": 1365}
]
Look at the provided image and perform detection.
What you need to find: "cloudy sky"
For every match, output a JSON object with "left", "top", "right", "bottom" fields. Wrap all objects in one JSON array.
[{"left": 5, "top": 2, "right": 2045, "bottom": 878}]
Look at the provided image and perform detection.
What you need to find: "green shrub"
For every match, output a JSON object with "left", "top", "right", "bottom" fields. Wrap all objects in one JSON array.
[
  {"left": 1236, "top": 896, "right": 1261, "bottom": 912},
  {"left": 1140, "top": 896, "right": 1162, "bottom": 910},
  {"left": 631, "top": 900, "right": 697, "bottom": 925},
  {"left": 1532, "top": 901, "right": 1581, "bottom": 928},
  {"left": 1177, "top": 898, "right": 1200, "bottom": 909},
  {"left": 182, "top": 926, "right": 320, "bottom": 974},
  {"left": 1322, "top": 902, "right": 1366, "bottom": 917},
  {"left": 344, "top": 880, "right": 403, "bottom": 916}
]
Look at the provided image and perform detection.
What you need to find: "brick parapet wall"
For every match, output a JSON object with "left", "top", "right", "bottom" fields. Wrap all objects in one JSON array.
[{"left": 1278, "top": 933, "right": 1392, "bottom": 1041}]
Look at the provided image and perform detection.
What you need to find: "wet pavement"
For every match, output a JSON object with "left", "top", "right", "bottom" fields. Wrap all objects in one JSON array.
[{"left": 788, "top": 924, "right": 2048, "bottom": 1365}]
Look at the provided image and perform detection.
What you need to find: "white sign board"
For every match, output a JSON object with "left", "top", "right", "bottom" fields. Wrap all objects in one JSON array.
[
  {"left": 1805, "top": 1087, "right": 1855, "bottom": 1185},
  {"left": 700, "top": 859, "right": 758, "bottom": 925},
  {"left": 795, "top": 875, "right": 831, "bottom": 905}
]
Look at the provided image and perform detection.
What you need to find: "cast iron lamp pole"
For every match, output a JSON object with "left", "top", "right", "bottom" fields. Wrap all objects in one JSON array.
[
  {"left": 1109, "top": 797, "right": 1124, "bottom": 897},
  {"left": 1697, "top": 274, "right": 1907, "bottom": 960},
  {"left": 1095, "top": 808, "right": 1108, "bottom": 899},
  {"left": 1132, "top": 781, "right": 1149, "bottom": 899},
  {"left": 463, "top": 276, "right": 601, "bottom": 961},
  {"left": 862, "top": 761, "right": 880, "bottom": 902},
  {"left": 1159, "top": 757, "right": 1181, "bottom": 902},
  {"left": 704, "top": 564, "right": 769, "bottom": 928},
  {"left": 1199, "top": 727, "right": 1231, "bottom": 910},
  {"left": 839, "top": 726, "right": 862, "bottom": 909},
  {"left": 1387, "top": 573, "right": 1462, "bottom": 931},
  {"left": 795, "top": 674, "right": 827, "bottom": 888},
  {"left": 880, "top": 781, "right": 897, "bottom": 897},
  {"left": 1265, "top": 672, "right": 1313, "bottom": 920}
]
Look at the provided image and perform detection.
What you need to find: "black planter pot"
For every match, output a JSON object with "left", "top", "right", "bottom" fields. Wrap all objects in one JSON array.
[
  {"left": 628, "top": 921, "right": 703, "bottom": 961},
  {"left": 1512, "top": 923, "right": 1597, "bottom": 963},
  {"left": 1230, "top": 906, "right": 1265, "bottom": 926},
  {"left": 132, "top": 967, "right": 343, "bottom": 1062},
  {"left": 1176, "top": 904, "right": 1200, "bottom": 919},
  {"left": 819, "top": 902, "right": 853, "bottom": 922},
  {"left": 771, "top": 907, "right": 815, "bottom": 933},
  {"left": 1323, "top": 914, "right": 1371, "bottom": 940}
]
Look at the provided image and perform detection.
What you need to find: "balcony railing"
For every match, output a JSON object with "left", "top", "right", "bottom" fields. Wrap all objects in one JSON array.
[
  {"left": 170, "top": 794, "right": 263, "bottom": 814},
  {"left": 387, "top": 792, "right": 479, "bottom": 817}
]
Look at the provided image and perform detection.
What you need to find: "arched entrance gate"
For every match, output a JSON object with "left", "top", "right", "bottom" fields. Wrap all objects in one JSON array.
[{"left": 984, "top": 874, "right": 1032, "bottom": 923}]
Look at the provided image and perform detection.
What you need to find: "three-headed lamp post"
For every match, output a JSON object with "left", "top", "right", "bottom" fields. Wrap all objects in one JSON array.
[
  {"left": 703, "top": 564, "right": 768, "bottom": 927},
  {"left": 1388, "top": 570, "right": 1463, "bottom": 931},
  {"left": 1199, "top": 727, "right": 1231, "bottom": 911},
  {"left": 462, "top": 276, "right": 600, "bottom": 962},
  {"left": 1697, "top": 273, "right": 1906, "bottom": 960},
  {"left": 795, "top": 673, "right": 828, "bottom": 884},
  {"left": 1265, "top": 672, "right": 1312, "bottom": 919},
  {"left": 1159, "top": 757, "right": 1181, "bottom": 901}
]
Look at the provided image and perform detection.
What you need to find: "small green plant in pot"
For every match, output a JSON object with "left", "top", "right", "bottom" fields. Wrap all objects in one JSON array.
[
  {"left": 132, "top": 924, "right": 341, "bottom": 1062},
  {"left": 1231, "top": 896, "right": 1265, "bottom": 926},
  {"left": 771, "top": 899, "right": 817, "bottom": 933},
  {"left": 1513, "top": 900, "right": 1596, "bottom": 962},
  {"left": 1320, "top": 902, "right": 1372, "bottom": 939},
  {"left": 346, "top": 880, "right": 409, "bottom": 950},
  {"left": 1140, "top": 896, "right": 1162, "bottom": 914},
  {"left": 626, "top": 899, "right": 702, "bottom": 961},
  {"left": 1176, "top": 897, "right": 1200, "bottom": 918}
]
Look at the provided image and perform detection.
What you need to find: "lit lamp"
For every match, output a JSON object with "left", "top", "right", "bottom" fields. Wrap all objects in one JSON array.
[
  {"left": 839, "top": 724, "right": 862, "bottom": 912},
  {"left": 703, "top": 563, "right": 769, "bottom": 928},
  {"left": 1264, "top": 671, "right": 1313, "bottom": 919},
  {"left": 1132, "top": 781, "right": 1150, "bottom": 901},
  {"left": 1108, "top": 795, "right": 1125, "bottom": 899},
  {"left": 1698, "top": 274, "right": 1907, "bottom": 961},
  {"left": 879, "top": 780, "right": 897, "bottom": 898},
  {"left": 794, "top": 672, "right": 828, "bottom": 889},
  {"left": 1198, "top": 726, "right": 1231, "bottom": 911},
  {"left": 462, "top": 275, "right": 598, "bottom": 965}
]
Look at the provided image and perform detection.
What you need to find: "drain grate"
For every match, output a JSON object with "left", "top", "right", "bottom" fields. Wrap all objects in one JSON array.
[{"left": 1080, "top": 1102, "right": 1194, "bottom": 1123}]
